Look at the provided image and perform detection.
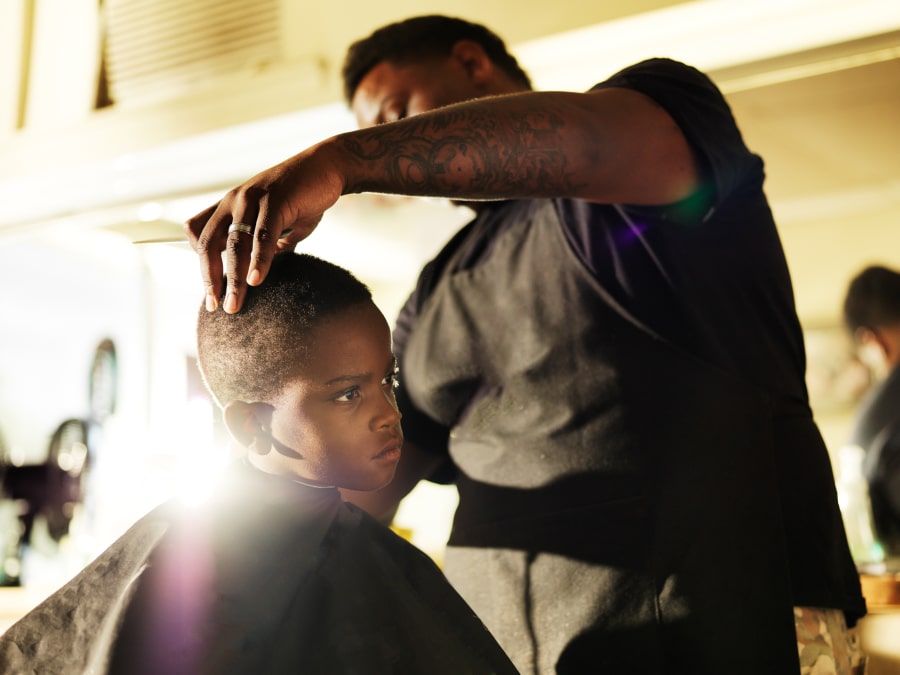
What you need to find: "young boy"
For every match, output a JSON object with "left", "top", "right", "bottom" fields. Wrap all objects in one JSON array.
[{"left": 0, "top": 253, "right": 517, "bottom": 674}]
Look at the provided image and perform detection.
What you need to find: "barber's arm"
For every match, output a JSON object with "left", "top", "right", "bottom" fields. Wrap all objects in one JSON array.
[{"left": 185, "top": 88, "right": 699, "bottom": 313}]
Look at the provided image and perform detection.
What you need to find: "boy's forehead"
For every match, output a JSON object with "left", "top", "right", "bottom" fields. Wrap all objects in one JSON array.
[{"left": 294, "top": 302, "right": 392, "bottom": 377}]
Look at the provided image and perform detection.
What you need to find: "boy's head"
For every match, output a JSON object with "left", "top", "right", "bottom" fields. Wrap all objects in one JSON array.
[
  {"left": 341, "top": 15, "right": 532, "bottom": 107},
  {"left": 197, "top": 253, "right": 402, "bottom": 491}
]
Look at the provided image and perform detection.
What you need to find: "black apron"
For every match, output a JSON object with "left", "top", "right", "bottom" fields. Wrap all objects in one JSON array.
[{"left": 403, "top": 199, "right": 802, "bottom": 673}]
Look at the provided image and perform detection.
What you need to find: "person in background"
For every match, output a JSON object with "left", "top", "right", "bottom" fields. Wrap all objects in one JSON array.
[
  {"left": 0, "top": 252, "right": 517, "bottom": 675},
  {"left": 844, "top": 264, "right": 900, "bottom": 557},
  {"left": 185, "top": 15, "right": 866, "bottom": 673}
]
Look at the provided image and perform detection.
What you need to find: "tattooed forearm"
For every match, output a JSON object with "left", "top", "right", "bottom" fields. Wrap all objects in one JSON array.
[{"left": 339, "top": 103, "right": 587, "bottom": 199}]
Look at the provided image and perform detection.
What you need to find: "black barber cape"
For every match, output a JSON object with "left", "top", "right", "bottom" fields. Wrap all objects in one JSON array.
[{"left": 0, "top": 462, "right": 517, "bottom": 674}]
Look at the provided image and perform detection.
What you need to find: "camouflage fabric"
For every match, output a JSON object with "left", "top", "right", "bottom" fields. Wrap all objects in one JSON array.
[{"left": 795, "top": 606, "right": 866, "bottom": 675}]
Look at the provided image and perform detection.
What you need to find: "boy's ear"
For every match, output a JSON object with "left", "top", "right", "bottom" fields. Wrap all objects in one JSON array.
[{"left": 223, "top": 401, "right": 274, "bottom": 451}]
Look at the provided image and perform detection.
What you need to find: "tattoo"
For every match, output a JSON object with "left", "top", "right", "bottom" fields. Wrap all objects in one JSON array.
[{"left": 341, "top": 105, "right": 583, "bottom": 198}]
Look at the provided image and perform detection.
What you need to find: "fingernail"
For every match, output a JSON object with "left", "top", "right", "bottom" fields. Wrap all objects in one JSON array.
[
  {"left": 224, "top": 294, "right": 238, "bottom": 314},
  {"left": 248, "top": 269, "right": 261, "bottom": 286},
  {"left": 206, "top": 293, "right": 218, "bottom": 312}
]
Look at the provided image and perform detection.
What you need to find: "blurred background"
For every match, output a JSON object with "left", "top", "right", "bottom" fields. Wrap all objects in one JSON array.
[{"left": 1, "top": 0, "right": 899, "bottom": 651}]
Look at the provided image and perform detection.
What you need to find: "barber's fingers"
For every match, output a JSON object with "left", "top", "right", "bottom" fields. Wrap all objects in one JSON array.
[
  {"left": 185, "top": 186, "right": 285, "bottom": 314},
  {"left": 244, "top": 193, "right": 278, "bottom": 289},
  {"left": 221, "top": 200, "right": 261, "bottom": 314},
  {"left": 184, "top": 202, "right": 227, "bottom": 311},
  {"left": 271, "top": 211, "right": 324, "bottom": 254}
]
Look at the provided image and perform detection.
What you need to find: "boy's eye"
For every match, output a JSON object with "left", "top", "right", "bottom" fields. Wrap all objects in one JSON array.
[{"left": 335, "top": 387, "right": 361, "bottom": 402}]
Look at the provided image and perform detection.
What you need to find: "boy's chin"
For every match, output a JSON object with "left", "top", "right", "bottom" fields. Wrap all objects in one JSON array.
[{"left": 347, "top": 469, "right": 397, "bottom": 494}]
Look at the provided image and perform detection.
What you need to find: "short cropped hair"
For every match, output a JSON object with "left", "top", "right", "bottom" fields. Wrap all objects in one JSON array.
[
  {"left": 843, "top": 265, "right": 900, "bottom": 335},
  {"left": 197, "top": 253, "right": 372, "bottom": 407},
  {"left": 341, "top": 15, "right": 532, "bottom": 104}
]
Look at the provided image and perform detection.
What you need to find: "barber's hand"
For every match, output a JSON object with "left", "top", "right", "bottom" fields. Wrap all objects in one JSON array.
[{"left": 185, "top": 144, "right": 343, "bottom": 313}]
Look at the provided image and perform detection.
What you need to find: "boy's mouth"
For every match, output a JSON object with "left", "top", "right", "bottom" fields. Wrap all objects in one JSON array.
[{"left": 374, "top": 439, "right": 402, "bottom": 461}]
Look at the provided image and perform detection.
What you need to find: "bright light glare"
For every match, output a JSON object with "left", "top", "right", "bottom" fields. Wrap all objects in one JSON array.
[
  {"left": 172, "top": 397, "right": 228, "bottom": 508},
  {"left": 137, "top": 201, "right": 163, "bottom": 222}
]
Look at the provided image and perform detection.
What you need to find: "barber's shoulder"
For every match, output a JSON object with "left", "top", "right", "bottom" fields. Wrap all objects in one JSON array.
[{"left": 591, "top": 57, "right": 714, "bottom": 95}]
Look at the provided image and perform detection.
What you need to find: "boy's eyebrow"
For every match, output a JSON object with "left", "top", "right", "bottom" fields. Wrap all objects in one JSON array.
[
  {"left": 324, "top": 373, "right": 367, "bottom": 387},
  {"left": 323, "top": 356, "right": 397, "bottom": 387}
]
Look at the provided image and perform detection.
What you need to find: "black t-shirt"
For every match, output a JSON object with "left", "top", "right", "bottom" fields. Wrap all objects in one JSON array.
[{"left": 394, "top": 58, "right": 809, "bottom": 468}]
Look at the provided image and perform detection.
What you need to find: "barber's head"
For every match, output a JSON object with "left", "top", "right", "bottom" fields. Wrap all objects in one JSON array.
[{"left": 342, "top": 15, "right": 532, "bottom": 127}]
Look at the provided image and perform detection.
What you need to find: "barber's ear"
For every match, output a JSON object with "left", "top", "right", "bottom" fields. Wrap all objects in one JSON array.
[
  {"left": 450, "top": 39, "right": 493, "bottom": 84},
  {"left": 223, "top": 401, "right": 274, "bottom": 453}
]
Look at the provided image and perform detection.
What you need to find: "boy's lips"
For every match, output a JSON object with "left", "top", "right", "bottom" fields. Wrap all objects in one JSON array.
[{"left": 374, "top": 438, "right": 402, "bottom": 461}]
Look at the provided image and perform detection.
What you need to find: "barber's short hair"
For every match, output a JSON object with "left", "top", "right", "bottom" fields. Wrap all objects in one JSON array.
[
  {"left": 341, "top": 15, "right": 532, "bottom": 104},
  {"left": 197, "top": 253, "right": 372, "bottom": 407},
  {"left": 843, "top": 265, "right": 900, "bottom": 334}
]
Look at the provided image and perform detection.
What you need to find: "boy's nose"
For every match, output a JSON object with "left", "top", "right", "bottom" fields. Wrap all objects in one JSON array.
[{"left": 374, "top": 390, "right": 402, "bottom": 428}]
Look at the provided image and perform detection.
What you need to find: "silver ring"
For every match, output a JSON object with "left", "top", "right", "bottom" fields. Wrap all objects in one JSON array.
[{"left": 228, "top": 222, "right": 254, "bottom": 236}]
